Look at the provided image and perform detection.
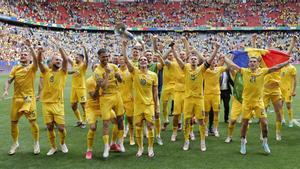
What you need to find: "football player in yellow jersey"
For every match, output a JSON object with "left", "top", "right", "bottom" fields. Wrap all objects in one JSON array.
[
  {"left": 94, "top": 48, "right": 124, "bottom": 158},
  {"left": 161, "top": 49, "right": 176, "bottom": 130},
  {"left": 118, "top": 56, "right": 135, "bottom": 145},
  {"left": 131, "top": 46, "right": 141, "bottom": 67},
  {"left": 148, "top": 35, "right": 165, "bottom": 145},
  {"left": 280, "top": 63, "right": 297, "bottom": 127},
  {"left": 204, "top": 59, "right": 227, "bottom": 137},
  {"left": 262, "top": 36, "right": 296, "bottom": 141},
  {"left": 224, "top": 70, "right": 243, "bottom": 143},
  {"left": 85, "top": 63, "right": 102, "bottom": 159},
  {"left": 225, "top": 56, "right": 292, "bottom": 155},
  {"left": 171, "top": 37, "right": 190, "bottom": 142},
  {"left": 173, "top": 42, "right": 220, "bottom": 151},
  {"left": 2, "top": 40, "right": 40, "bottom": 155},
  {"left": 122, "top": 41, "right": 160, "bottom": 158},
  {"left": 37, "top": 43, "right": 69, "bottom": 156},
  {"left": 68, "top": 46, "right": 89, "bottom": 128}
]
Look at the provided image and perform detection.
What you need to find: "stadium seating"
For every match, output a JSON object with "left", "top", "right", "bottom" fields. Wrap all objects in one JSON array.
[{"left": 1, "top": 0, "right": 299, "bottom": 28}]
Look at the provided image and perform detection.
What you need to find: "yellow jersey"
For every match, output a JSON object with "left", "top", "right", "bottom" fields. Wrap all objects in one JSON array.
[
  {"left": 85, "top": 76, "right": 100, "bottom": 109},
  {"left": 119, "top": 66, "right": 133, "bottom": 102},
  {"left": 94, "top": 63, "right": 119, "bottom": 95},
  {"left": 204, "top": 66, "right": 226, "bottom": 95},
  {"left": 241, "top": 68, "right": 269, "bottom": 102},
  {"left": 184, "top": 64, "right": 206, "bottom": 98},
  {"left": 71, "top": 62, "right": 87, "bottom": 89},
  {"left": 174, "top": 62, "right": 185, "bottom": 92},
  {"left": 280, "top": 64, "right": 297, "bottom": 93},
  {"left": 41, "top": 68, "right": 67, "bottom": 103},
  {"left": 263, "top": 70, "right": 281, "bottom": 95},
  {"left": 131, "top": 67, "right": 158, "bottom": 105},
  {"left": 162, "top": 60, "right": 176, "bottom": 91},
  {"left": 9, "top": 64, "right": 37, "bottom": 98}
]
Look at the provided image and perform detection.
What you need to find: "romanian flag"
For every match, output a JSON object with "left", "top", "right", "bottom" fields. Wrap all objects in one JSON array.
[{"left": 230, "top": 48, "right": 290, "bottom": 68}]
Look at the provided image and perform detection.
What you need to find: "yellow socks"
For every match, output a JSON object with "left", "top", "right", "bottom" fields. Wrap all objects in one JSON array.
[
  {"left": 118, "top": 130, "right": 124, "bottom": 144},
  {"left": 287, "top": 108, "right": 293, "bottom": 121},
  {"left": 199, "top": 125, "right": 206, "bottom": 140},
  {"left": 276, "top": 121, "right": 282, "bottom": 134},
  {"left": 213, "top": 112, "right": 219, "bottom": 130},
  {"left": 227, "top": 123, "right": 234, "bottom": 137},
  {"left": 11, "top": 122, "right": 19, "bottom": 143},
  {"left": 155, "top": 118, "right": 161, "bottom": 137},
  {"left": 135, "top": 126, "right": 143, "bottom": 149},
  {"left": 148, "top": 128, "right": 154, "bottom": 148},
  {"left": 87, "top": 129, "right": 96, "bottom": 150},
  {"left": 184, "top": 119, "right": 191, "bottom": 141},
  {"left": 103, "top": 135, "right": 109, "bottom": 145},
  {"left": 30, "top": 121, "right": 40, "bottom": 142},
  {"left": 111, "top": 124, "right": 118, "bottom": 143}
]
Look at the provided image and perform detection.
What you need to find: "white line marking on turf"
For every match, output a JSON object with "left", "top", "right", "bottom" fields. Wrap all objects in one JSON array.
[{"left": 293, "top": 119, "right": 300, "bottom": 127}]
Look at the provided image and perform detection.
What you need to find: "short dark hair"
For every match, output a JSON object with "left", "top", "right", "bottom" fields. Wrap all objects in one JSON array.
[
  {"left": 77, "top": 54, "right": 84, "bottom": 59},
  {"left": 97, "top": 48, "right": 106, "bottom": 56}
]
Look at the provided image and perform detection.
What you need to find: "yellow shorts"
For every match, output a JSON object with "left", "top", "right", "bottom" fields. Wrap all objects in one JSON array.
[
  {"left": 124, "top": 101, "right": 134, "bottom": 117},
  {"left": 204, "top": 94, "right": 220, "bottom": 112},
  {"left": 42, "top": 102, "right": 65, "bottom": 125},
  {"left": 242, "top": 100, "right": 267, "bottom": 120},
  {"left": 230, "top": 97, "right": 242, "bottom": 121},
  {"left": 70, "top": 88, "right": 87, "bottom": 103},
  {"left": 11, "top": 96, "right": 36, "bottom": 121},
  {"left": 134, "top": 103, "right": 154, "bottom": 125},
  {"left": 174, "top": 91, "right": 185, "bottom": 115},
  {"left": 183, "top": 97, "right": 205, "bottom": 120},
  {"left": 281, "top": 89, "right": 292, "bottom": 103},
  {"left": 86, "top": 102, "right": 101, "bottom": 124},
  {"left": 100, "top": 93, "right": 124, "bottom": 120},
  {"left": 263, "top": 94, "right": 282, "bottom": 108},
  {"left": 161, "top": 88, "right": 174, "bottom": 102}
]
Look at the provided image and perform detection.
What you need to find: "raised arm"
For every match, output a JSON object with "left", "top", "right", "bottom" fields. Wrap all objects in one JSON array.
[
  {"left": 83, "top": 45, "right": 89, "bottom": 68},
  {"left": 59, "top": 48, "right": 68, "bottom": 73},
  {"left": 251, "top": 34, "right": 257, "bottom": 48},
  {"left": 122, "top": 40, "right": 134, "bottom": 73},
  {"left": 287, "top": 36, "right": 296, "bottom": 55},
  {"left": 268, "top": 59, "right": 292, "bottom": 74},
  {"left": 152, "top": 35, "right": 158, "bottom": 52},
  {"left": 37, "top": 47, "right": 47, "bottom": 73},
  {"left": 156, "top": 51, "right": 165, "bottom": 70},
  {"left": 206, "top": 42, "right": 220, "bottom": 66},
  {"left": 190, "top": 47, "right": 205, "bottom": 62},
  {"left": 24, "top": 39, "right": 38, "bottom": 69},
  {"left": 171, "top": 45, "right": 185, "bottom": 70},
  {"left": 182, "top": 37, "right": 190, "bottom": 57},
  {"left": 224, "top": 56, "right": 241, "bottom": 72}
]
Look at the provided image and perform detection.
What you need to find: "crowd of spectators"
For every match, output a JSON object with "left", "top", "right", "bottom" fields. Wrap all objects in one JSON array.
[
  {"left": 1, "top": 22, "right": 299, "bottom": 65},
  {"left": 0, "top": 0, "right": 299, "bottom": 28}
]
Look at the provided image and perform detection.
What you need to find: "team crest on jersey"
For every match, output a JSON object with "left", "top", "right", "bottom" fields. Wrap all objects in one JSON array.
[
  {"left": 81, "top": 96, "right": 87, "bottom": 102},
  {"left": 281, "top": 72, "right": 285, "bottom": 77},
  {"left": 140, "top": 78, "right": 147, "bottom": 85},
  {"left": 250, "top": 76, "right": 256, "bottom": 83},
  {"left": 50, "top": 75, "right": 54, "bottom": 82},
  {"left": 190, "top": 74, "right": 196, "bottom": 81},
  {"left": 24, "top": 96, "right": 32, "bottom": 103}
]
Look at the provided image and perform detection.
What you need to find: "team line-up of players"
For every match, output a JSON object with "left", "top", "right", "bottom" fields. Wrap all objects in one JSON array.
[{"left": 2, "top": 35, "right": 297, "bottom": 159}]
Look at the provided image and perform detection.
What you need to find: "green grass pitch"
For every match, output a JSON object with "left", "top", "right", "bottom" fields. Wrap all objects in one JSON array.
[{"left": 0, "top": 66, "right": 300, "bottom": 169}]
